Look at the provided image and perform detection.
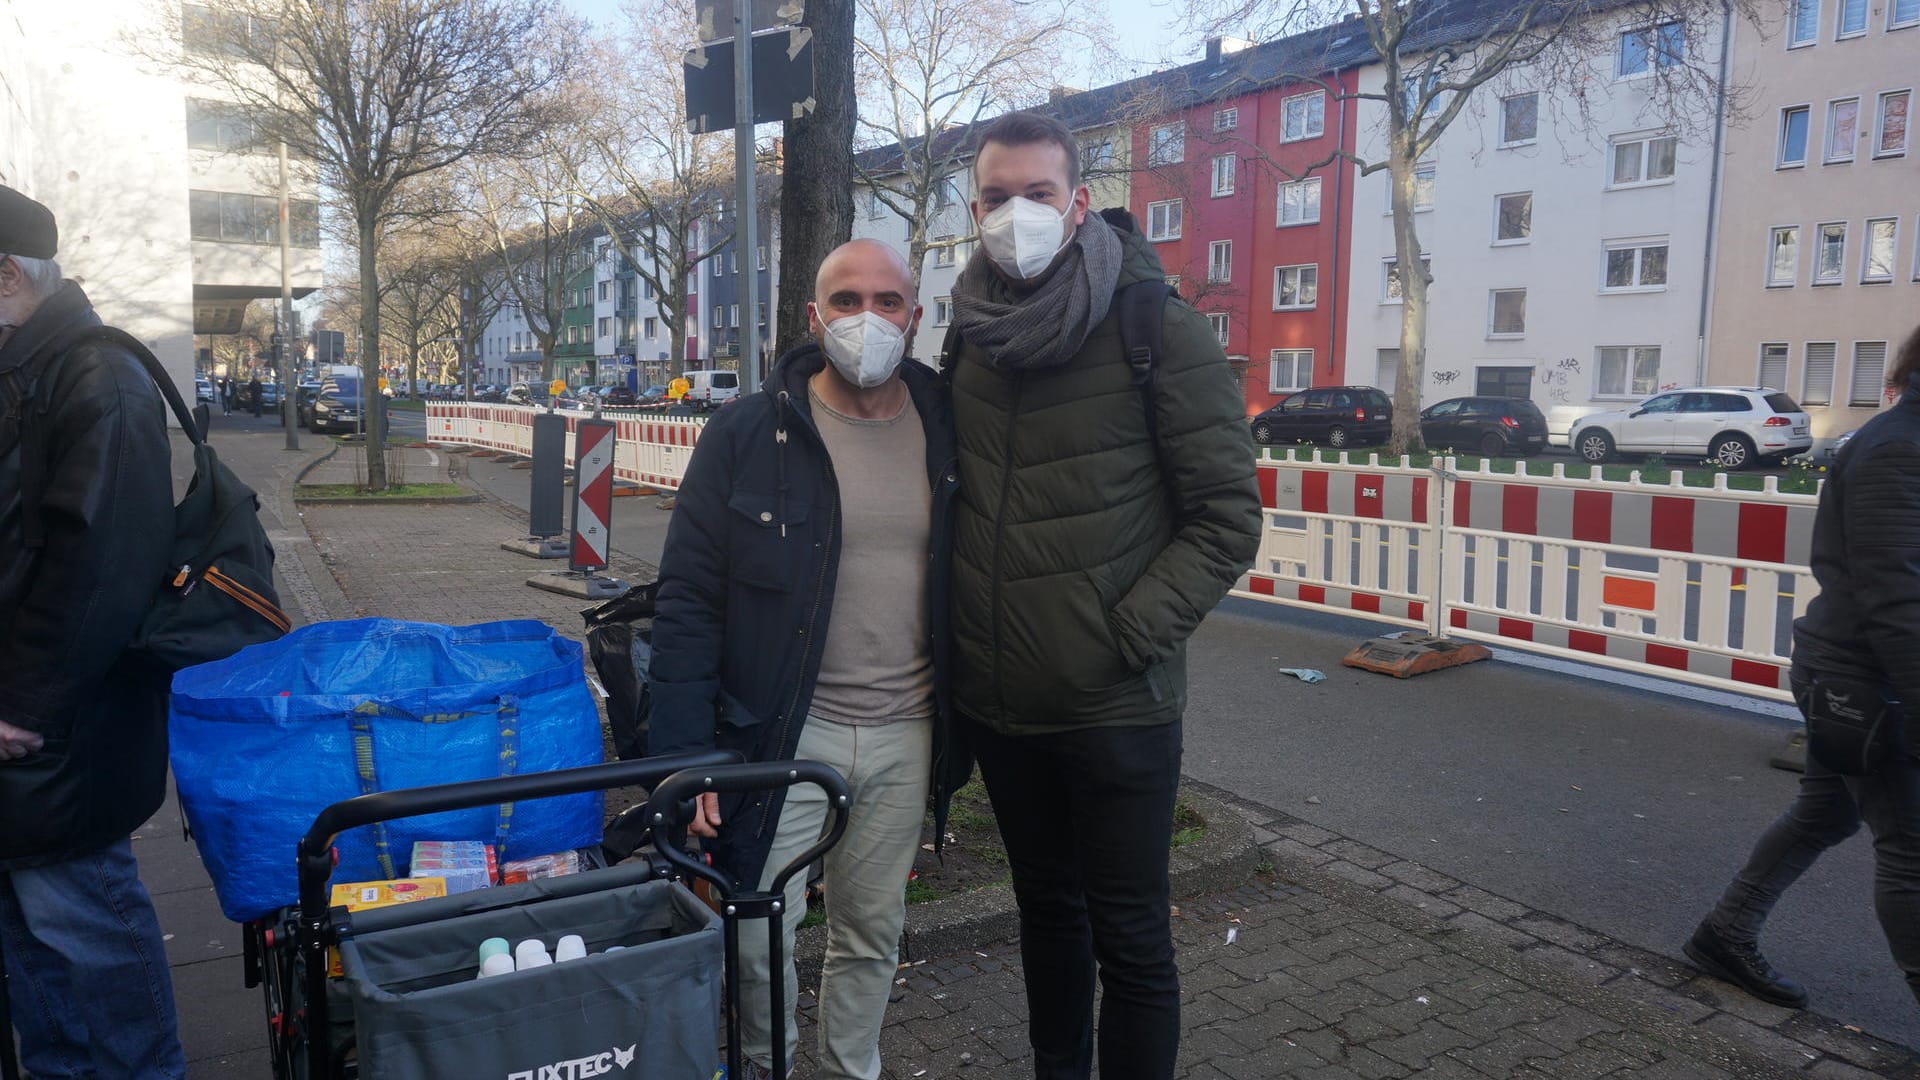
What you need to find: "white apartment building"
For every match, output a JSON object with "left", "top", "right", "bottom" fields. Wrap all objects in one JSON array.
[
  {"left": 2, "top": 0, "right": 321, "bottom": 397},
  {"left": 1343, "top": 9, "right": 1730, "bottom": 423},
  {"left": 850, "top": 177, "right": 977, "bottom": 365}
]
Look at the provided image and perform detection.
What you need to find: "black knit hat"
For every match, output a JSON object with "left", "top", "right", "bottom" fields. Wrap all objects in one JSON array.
[{"left": 0, "top": 185, "right": 58, "bottom": 259}]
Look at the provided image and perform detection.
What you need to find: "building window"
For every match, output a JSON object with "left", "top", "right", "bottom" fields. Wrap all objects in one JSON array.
[
  {"left": 1273, "top": 264, "right": 1318, "bottom": 310},
  {"left": 713, "top": 257, "right": 724, "bottom": 278},
  {"left": 729, "top": 251, "right": 738, "bottom": 274},
  {"left": 643, "top": 278, "right": 655, "bottom": 298},
  {"left": 1402, "top": 71, "right": 1442, "bottom": 117},
  {"left": 598, "top": 281, "right": 611, "bottom": 302},
  {"left": 729, "top": 304, "right": 739, "bottom": 328},
  {"left": 1277, "top": 177, "right": 1321, "bottom": 226},
  {"left": 184, "top": 99, "right": 264, "bottom": 152},
  {"left": 1803, "top": 342, "right": 1837, "bottom": 405},
  {"left": 1494, "top": 192, "right": 1532, "bottom": 243},
  {"left": 1768, "top": 225, "right": 1800, "bottom": 286},
  {"left": 188, "top": 189, "right": 320, "bottom": 247},
  {"left": 1208, "top": 240, "right": 1233, "bottom": 282},
  {"left": 1850, "top": 341, "right": 1888, "bottom": 405},
  {"left": 644, "top": 317, "right": 657, "bottom": 338},
  {"left": 1837, "top": 0, "right": 1868, "bottom": 36},
  {"left": 1281, "top": 90, "right": 1325, "bottom": 141},
  {"left": 1488, "top": 289, "right": 1527, "bottom": 337},
  {"left": 758, "top": 302, "right": 767, "bottom": 326},
  {"left": 1863, "top": 217, "right": 1898, "bottom": 282},
  {"left": 1814, "top": 222, "right": 1847, "bottom": 284},
  {"left": 1165, "top": 275, "right": 1181, "bottom": 291},
  {"left": 1603, "top": 240, "right": 1670, "bottom": 291},
  {"left": 1779, "top": 106, "right": 1810, "bottom": 166},
  {"left": 1146, "top": 199, "right": 1183, "bottom": 241},
  {"left": 1382, "top": 257, "right": 1429, "bottom": 302},
  {"left": 1211, "top": 154, "right": 1236, "bottom": 197},
  {"left": 1082, "top": 140, "right": 1114, "bottom": 173},
  {"left": 713, "top": 305, "right": 724, "bottom": 327},
  {"left": 757, "top": 245, "right": 768, "bottom": 270},
  {"left": 1618, "top": 21, "right": 1685, "bottom": 76},
  {"left": 1758, "top": 343, "right": 1789, "bottom": 389},
  {"left": 1790, "top": 0, "right": 1819, "bottom": 44},
  {"left": 597, "top": 317, "right": 611, "bottom": 336},
  {"left": 932, "top": 236, "right": 956, "bottom": 267},
  {"left": 934, "top": 177, "right": 959, "bottom": 209},
  {"left": 866, "top": 191, "right": 886, "bottom": 220},
  {"left": 1148, "top": 123, "right": 1184, "bottom": 165},
  {"left": 1826, "top": 98, "right": 1860, "bottom": 163},
  {"left": 934, "top": 297, "right": 952, "bottom": 326},
  {"left": 1895, "top": 0, "right": 1920, "bottom": 30},
  {"left": 1876, "top": 91, "right": 1910, "bottom": 157},
  {"left": 1610, "top": 134, "right": 1677, "bottom": 186},
  {"left": 1501, "top": 93, "right": 1538, "bottom": 146},
  {"left": 1270, "top": 349, "right": 1313, "bottom": 393},
  {"left": 1596, "top": 346, "right": 1662, "bottom": 398},
  {"left": 1207, "top": 312, "right": 1229, "bottom": 347},
  {"left": 1387, "top": 162, "right": 1436, "bottom": 211},
  {"left": 1213, "top": 107, "right": 1239, "bottom": 131}
]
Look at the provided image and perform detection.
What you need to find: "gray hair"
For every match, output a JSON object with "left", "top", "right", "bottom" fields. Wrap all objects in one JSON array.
[{"left": 2, "top": 253, "right": 63, "bottom": 296}]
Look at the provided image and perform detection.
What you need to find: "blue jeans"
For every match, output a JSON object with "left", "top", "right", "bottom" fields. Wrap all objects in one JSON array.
[
  {"left": 1705, "top": 681, "right": 1920, "bottom": 1004},
  {"left": 0, "top": 839, "right": 185, "bottom": 1079}
]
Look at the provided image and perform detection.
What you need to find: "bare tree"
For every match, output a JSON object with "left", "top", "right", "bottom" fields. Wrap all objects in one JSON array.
[
  {"left": 558, "top": 12, "right": 735, "bottom": 376},
  {"left": 206, "top": 301, "right": 279, "bottom": 379},
  {"left": 775, "top": 0, "right": 856, "bottom": 355},
  {"left": 157, "top": 0, "right": 578, "bottom": 488},
  {"left": 380, "top": 233, "right": 463, "bottom": 393},
  {"left": 852, "top": 0, "right": 1102, "bottom": 294},
  {"left": 1180, "top": 0, "right": 1749, "bottom": 453},
  {"left": 469, "top": 156, "right": 597, "bottom": 386}
]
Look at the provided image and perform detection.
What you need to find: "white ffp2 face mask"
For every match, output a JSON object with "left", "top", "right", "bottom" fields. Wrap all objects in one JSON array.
[
  {"left": 819, "top": 310, "right": 908, "bottom": 388},
  {"left": 978, "top": 195, "right": 1075, "bottom": 280}
]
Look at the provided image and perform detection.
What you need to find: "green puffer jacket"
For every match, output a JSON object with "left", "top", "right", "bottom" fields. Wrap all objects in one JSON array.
[{"left": 949, "top": 213, "right": 1262, "bottom": 734}]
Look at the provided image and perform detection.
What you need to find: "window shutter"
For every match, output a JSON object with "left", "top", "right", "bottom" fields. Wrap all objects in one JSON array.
[
  {"left": 1758, "top": 346, "right": 1788, "bottom": 390},
  {"left": 1802, "top": 343, "right": 1836, "bottom": 406},
  {"left": 1850, "top": 342, "right": 1887, "bottom": 406}
]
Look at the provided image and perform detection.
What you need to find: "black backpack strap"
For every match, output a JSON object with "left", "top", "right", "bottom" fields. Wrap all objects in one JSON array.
[
  {"left": 21, "top": 326, "right": 201, "bottom": 549},
  {"left": 1117, "top": 279, "right": 1173, "bottom": 500},
  {"left": 938, "top": 321, "right": 964, "bottom": 382}
]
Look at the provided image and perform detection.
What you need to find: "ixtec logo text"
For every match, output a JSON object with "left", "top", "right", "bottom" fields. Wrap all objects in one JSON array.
[{"left": 505, "top": 1043, "right": 636, "bottom": 1080}]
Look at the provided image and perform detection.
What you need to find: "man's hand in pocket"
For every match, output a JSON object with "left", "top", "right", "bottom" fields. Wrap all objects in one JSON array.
[{"left": 0, "top": 719, "right": 44, "bottom": 760}]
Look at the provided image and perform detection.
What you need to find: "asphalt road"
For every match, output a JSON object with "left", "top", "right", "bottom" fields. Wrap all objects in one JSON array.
[{"left": 439, "top": 410, "right": 1916, "bottom": 1048}]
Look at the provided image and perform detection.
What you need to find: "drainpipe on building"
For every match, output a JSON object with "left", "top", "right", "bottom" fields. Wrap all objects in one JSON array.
[
  {"left": 1329, "top": 70, "right": 1349, "bottom": 380},
  {"left": 1695, "top": 0, "right": 1734, "bottom": 387}
]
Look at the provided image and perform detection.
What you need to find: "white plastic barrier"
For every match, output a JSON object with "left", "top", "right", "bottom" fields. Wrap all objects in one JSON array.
[
  {"left": 425, "top": 403, "right": 706, "bottom": 492},
  {"left": 1237, "top": 448, "right": 1821, "bottom": 703}
]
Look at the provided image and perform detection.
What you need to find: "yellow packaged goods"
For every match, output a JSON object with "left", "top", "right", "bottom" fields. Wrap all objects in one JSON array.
[
  {"left": 327, "top": 878, "right": 448, "bottom": 977},
  {"left": 331, "top": 877, "right": 447, "bottom": 910}
]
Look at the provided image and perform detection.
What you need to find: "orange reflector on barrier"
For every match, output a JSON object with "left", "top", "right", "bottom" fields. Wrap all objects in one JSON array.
[{"left": 1603, "top": 575, "right": 1657, "bottom": 611}]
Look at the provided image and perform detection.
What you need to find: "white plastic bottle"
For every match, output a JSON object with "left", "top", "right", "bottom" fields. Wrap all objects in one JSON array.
[
  {"left": 555, "top": 935, "right": 587, "bottom": 963},
  {"left": 514, "top": 939, "right": 553, "bottom": 971}
]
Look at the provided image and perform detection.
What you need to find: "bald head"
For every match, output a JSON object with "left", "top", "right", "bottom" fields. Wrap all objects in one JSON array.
[{"left": 808, "top": 239, "right": 921, "bottom": 339}]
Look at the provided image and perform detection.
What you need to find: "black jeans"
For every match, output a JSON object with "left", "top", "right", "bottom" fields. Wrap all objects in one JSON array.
[
  {"left": 1705, "top": 678, "right": 1920, "bottom": 1003},
  {"left": 967, "top": 716, "right": 1182, "bottom": 1080}
]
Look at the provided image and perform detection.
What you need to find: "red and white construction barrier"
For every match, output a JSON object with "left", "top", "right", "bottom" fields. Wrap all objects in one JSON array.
[
  {"left": 426, "top": 403, "right": 704, "bottom": 492},
  {"left": 1237, "top": 450, "right": 1822, "bottom": 703}
]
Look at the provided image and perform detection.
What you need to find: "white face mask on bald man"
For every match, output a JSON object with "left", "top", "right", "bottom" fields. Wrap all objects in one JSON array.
[{"left": 819, "top": 310, "right": 907, "bottom": 388}]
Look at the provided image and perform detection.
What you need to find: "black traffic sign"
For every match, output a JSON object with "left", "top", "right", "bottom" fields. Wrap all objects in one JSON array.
[
  {"left": 684, "top": 26, "right": 816, "bottom": 134},
  {"left": 694, "top": 0, "right": 803, "bottom": 42}
]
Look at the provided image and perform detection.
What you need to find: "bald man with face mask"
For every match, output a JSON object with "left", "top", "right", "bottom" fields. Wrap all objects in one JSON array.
[{"left": 649, "top": 240, "right": 967, "bottom": 1080}]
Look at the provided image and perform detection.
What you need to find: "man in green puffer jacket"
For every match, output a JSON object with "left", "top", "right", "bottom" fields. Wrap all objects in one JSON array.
[{"left": 944, "top": 111, "right": 1261, "bottom": 1080}]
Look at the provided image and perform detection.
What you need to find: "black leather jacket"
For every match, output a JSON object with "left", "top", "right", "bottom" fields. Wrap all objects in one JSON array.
[
  {"left": 1793, "top": 372, "right": 1920, "bottom": 728},
  {"left": 0, "top": 283, "right": 175, "bottom": 869}
]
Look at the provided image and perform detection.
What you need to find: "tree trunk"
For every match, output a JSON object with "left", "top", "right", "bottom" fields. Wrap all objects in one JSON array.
[
  {"left": 358, "top": 211, "right": 389, "bottom": 491},
  {"left": 775, "top": 0, "right": 854, "bottom": 355},
  {"left": 906, "top": 213, "right": 927, "bottom": 301},
  {"left": 1387, "top": 140, "right": 1429, "bottom": 458}
]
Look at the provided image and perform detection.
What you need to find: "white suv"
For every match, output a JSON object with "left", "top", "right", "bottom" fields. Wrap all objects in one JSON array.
[{"left": 1569, "top": 387, "right": 1811, "bottom": 469}]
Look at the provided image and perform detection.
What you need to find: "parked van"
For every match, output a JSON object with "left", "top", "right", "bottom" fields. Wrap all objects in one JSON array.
[{"left": 682, "top": 369, "right": 741, "bottom": 409}]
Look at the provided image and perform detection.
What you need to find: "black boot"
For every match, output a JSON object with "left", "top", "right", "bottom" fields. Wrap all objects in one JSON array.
[{"left": 1684, "top": 921, "right": 1809, "bottom": 1008}]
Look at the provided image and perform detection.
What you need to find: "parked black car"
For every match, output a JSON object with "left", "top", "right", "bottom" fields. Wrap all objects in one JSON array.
[
  {"left": 293, "top": 382, "right": 322, "bottom": 428},
  {"left": 1419, "top": 396, "right": 1549, "bottom": 457},
  {"left": 601, "top": 386, "right": 637, "bottom": 407},
  {"left": 1249, "top": 386, "right": 1394, "bottom": 448}
]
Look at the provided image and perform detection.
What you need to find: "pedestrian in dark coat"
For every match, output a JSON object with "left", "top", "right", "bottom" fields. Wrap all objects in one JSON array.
[{"left": 0, "top": 184, "right": 185, "bottom": 1078}]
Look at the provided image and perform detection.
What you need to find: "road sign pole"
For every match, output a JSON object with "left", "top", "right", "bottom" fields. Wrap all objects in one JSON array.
[{"left": 734, "top": 0, "right": 763, "bottom": 392}]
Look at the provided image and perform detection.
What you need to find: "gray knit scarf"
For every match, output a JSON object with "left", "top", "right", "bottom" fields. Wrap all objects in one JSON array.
[{"left": 950, "top": 212, "right": 1124, "bottom": 371}]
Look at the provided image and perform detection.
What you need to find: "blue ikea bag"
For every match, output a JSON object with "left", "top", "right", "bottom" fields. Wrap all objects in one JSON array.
[{"left": 170, "top": 619, "right": 606, "bottom": 922}]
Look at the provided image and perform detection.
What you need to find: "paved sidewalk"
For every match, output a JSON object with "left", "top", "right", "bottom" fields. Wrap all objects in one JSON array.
[{"left": 135, "top": 424, "right": 1919, "bottom": 1079}]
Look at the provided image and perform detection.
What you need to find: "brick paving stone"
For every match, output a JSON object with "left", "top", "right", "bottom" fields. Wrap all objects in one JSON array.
[
  {"left": 1277, "top": 823, "right": 1342, "bottom": 847},
  {"left": 1321, "top": 840, "right": 1398, "bottom": 870},
  {"left": 1378, "top": 860, "right": 1463, "bottom": 894},
  {"left": 1381, "top": 884, "right": 1463, "bottom": 919},
  {"left": 1267, "top": 837, "right": 1340, "bottom": 867},
  {"left": 1442, "top": 885, "right": 1532, "bottom": 922},
  {"left": 1446, "top": 910, "right": 1538, "bottom": 951}
]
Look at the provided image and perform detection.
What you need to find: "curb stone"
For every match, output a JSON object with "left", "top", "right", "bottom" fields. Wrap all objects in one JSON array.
[{"left": 1182, "top": 778, "right": 1920, "bottom": 1079}]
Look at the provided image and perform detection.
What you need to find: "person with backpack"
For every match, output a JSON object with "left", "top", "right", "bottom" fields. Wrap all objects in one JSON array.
[
  {"left": 942, "top": 112, "right": 1260, "bottom": 1080},
  {"left": 0, "top": 185, "right": 187, "bottom": 1077}
]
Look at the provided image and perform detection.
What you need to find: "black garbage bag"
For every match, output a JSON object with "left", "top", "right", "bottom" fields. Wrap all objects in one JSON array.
[{"left": 582, "top": 580, "right": 661, "bottom": 762}]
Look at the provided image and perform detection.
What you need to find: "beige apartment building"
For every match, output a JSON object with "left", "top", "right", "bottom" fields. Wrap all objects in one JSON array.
[{"left": 1707, "top": 0, "right": 1917, "bottom": 450}]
